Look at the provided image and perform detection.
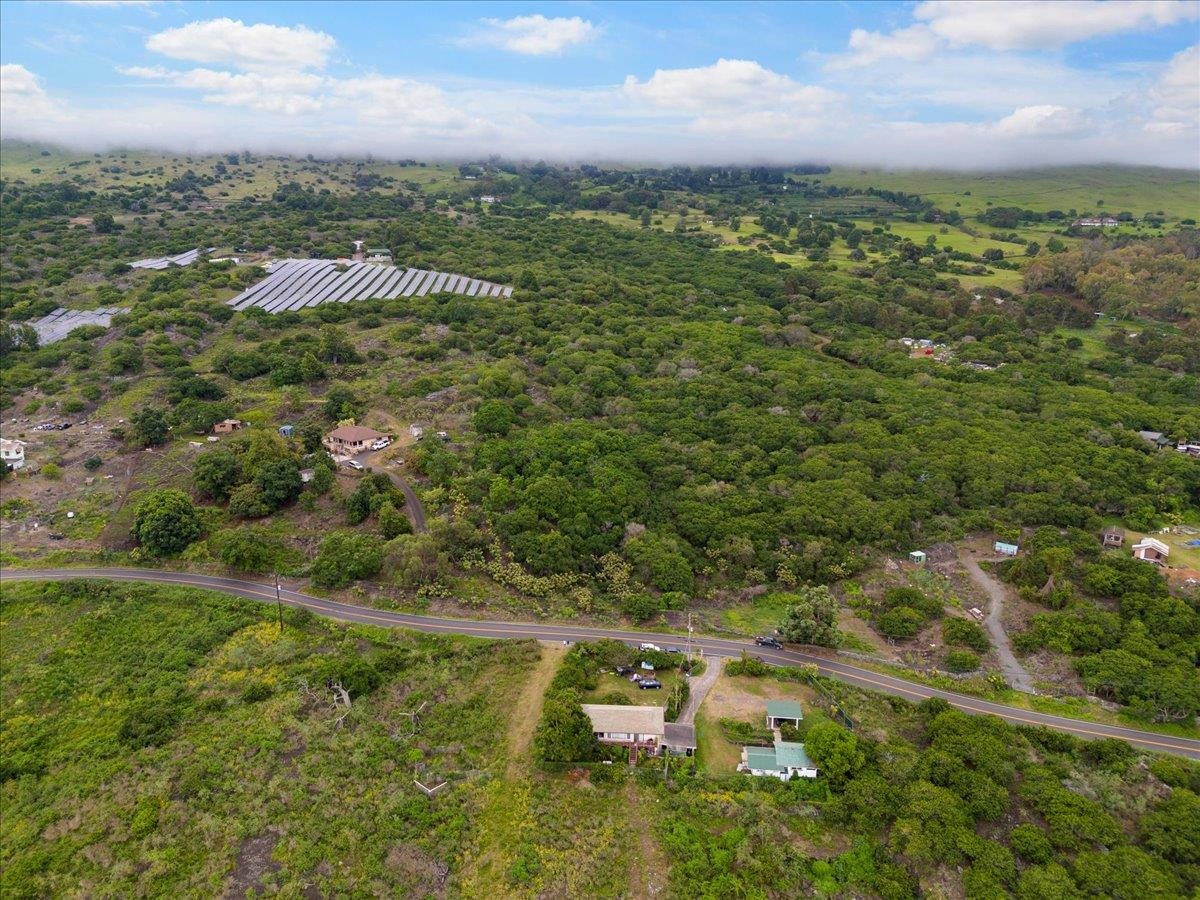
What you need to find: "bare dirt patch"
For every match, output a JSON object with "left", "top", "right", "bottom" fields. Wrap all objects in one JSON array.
[{"left": 224, "top": 830, "right": 280, "bottom": 898}]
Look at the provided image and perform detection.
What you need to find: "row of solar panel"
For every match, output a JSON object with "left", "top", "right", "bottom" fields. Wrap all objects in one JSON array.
[
  {"left": 31, "top": 307, "right": 130, "bottom": 345},
  {"left": 227, "top": 260, "right": 513, "bottom": 313},
  {"left": 130, "top": 248, "right": 212, "bottom": 270}
]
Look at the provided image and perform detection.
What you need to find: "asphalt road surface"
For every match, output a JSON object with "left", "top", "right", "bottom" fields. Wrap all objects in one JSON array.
[{"left": 3, "top": 567, "right": 1198, "bottom": 759}]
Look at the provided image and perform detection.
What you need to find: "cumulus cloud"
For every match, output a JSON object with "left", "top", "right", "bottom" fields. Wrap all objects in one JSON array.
[
  {"left": 0, "top": 63, "right": 60, "bottom": 122},
  {"left": 146, "top": 18, "right": 335, "bottom": 71},
  {"left": 993, "top": 104, "right": 1091, "bottom": 137},
  {"left": 836, "top": 0, "right": 1198, "bottom": 65},
  {"left": 465, "top": 15, "right": 598, "bottom": 56},
  {"left": 1145, "top": 43, "right": 1200, "bottom": 134}
]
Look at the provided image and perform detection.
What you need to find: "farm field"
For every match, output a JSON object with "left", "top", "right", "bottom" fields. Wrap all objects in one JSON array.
[{"left": 819, "top": 165, "right": 1200, "bottom": 221}]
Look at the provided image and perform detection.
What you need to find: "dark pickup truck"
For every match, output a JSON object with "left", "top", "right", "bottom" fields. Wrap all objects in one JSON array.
[{"left": 754, "top": 636, "right": 783, "bottom": 649}]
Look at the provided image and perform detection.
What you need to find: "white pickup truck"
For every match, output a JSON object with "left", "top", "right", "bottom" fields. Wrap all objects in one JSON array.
[{"left": 638, "top": 642, "right": 662, "bottom": 652}]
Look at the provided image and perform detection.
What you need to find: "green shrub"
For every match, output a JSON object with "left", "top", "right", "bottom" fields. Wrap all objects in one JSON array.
[
  {"left": 945, "top": 649, "right": 981, "bottom": 672},
  {"left": 943, "top": 617, "right": 990, "bottom": 651},
  {"left": 83, "top": 455, "right": 102, "bottom": 471}
]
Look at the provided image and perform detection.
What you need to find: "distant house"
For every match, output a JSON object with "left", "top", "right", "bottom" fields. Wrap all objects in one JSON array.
[
  {"left": 1176, "top": 440, "right": 1200, "bottom": 458},
  {"left": 766, "top": 700, "right": 804, "bottom": 729},
  {"left": 1, "top": 438, "right": 26, "bottom": 470},
  {"left": 213, "top": 419, "right": 245, "bottom": 434},
  {"left": 994, "top": 541, "right": 1019, "bottom": 557},
  {"left": 1138, "top": 430, "right": 1170, "bottom": 448},
  {"left": 365, "top": 248, "right": 392, "bottom": 263},
  {"left": 1102, "top": 527, "right": 1124, "bottom": 549},
  {"left": 324, "top": 424, "right": 387, "bottom": 456},
  {"left": 1075, "top": 217, "right": 1118, "bottom": 228},
  {"left": 582, "top": 704, "right": 665, "bottom": 754},
  {"left": 908, "top": 550, "right": 927, "bottom": 565},
  {"left": 1132, "top": 538, "right": 1169, "bottom": 564},
  {"left": 739, "top": 741, "right": 818, "bottom": 780},
  {"left": 278, "top": 424, "right": 295, "bottom": 438},
  {"left": 479, "top": 195, "right": 496, "bottom": 204}
]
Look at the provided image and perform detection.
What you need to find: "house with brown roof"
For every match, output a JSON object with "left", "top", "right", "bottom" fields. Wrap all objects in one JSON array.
[
  {"left": 213, "top": 418, "right": 245, "bottom": 434},
  {"left": 324, "top": 424, "right": 387, "bottom": 456}
]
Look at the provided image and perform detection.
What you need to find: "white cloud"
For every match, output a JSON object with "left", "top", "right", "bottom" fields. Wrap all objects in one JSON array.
[
  {"left": 1145, "top": 43, "right": 1200, "bottom": 134},
  {"left": 993, "top": 104, "right": 1091, "bottom": 137},
  {"left": 838, "top": 25, "right": 940, "bottom": 68},
  {"left": 917, "top": 0, "right": 1198, "bottom": 51},
  {"left": 146, "top": 18, "right": 335, "bottom": 71},
  {"left": 625, "top": 58, "right": 836, "bottom": 112},
  {"left": 0, "top": 63, "right": 59, "bottom": 121},
  {"left": 466, "top": 15, "right": 598, "bottom": 56},
  {"left": 836, "top": 0, "right": 1198, "bottom": 66}
]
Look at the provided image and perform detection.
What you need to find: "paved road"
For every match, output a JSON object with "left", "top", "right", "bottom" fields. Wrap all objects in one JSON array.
[
  {"left": 3, "top": 567, "right": 1198, "bottom": 759},
  {"left": 962, "top": 555, "right": 1036, "bottom": 693}
]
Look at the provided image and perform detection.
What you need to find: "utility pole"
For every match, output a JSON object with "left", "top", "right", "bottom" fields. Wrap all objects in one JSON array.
[{"left": 275, "top": 572, "right": 284, "bottom": 634}]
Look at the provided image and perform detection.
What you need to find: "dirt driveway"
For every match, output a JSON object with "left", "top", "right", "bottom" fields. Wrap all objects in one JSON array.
[{"left": 962, "top": 555, "right": 1036, "bottom": 693}]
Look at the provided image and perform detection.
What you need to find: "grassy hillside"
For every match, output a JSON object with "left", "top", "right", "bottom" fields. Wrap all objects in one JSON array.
[{"left": 819, "top": 165, "right": 1200, "bottom": 221}]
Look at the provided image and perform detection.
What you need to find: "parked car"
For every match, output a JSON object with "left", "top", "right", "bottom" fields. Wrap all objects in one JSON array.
[
  {"left": 370, "top": 438, "right": 391, "bottom": 450},
  {"left": 639, "top": 642, "right": 661, "bottom": 652},
  {"left": 754, "top": 636, "right": 783, "bottom": 649},
  {"left": 638, "top": 679, "right": 662, "bottom": 690},
  {"left": 342, "top": 459, "right": 365, "bottom": 471}
]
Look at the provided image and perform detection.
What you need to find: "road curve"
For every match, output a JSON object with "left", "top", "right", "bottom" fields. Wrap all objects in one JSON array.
[{"left": 3, "top": 567, "right": 1198, "bottom": 759}]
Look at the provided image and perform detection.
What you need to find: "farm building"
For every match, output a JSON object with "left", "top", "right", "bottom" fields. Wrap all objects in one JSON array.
[
  {"left": 739, "top": 741, "right": 818, "bottom": 780},
  {"left": 1075, "top": 217, "right": 1118, "bottom": 228},
  {"left": 765, "top": 700, "right": 804, "bottom": 729},
  {"left": 1138, "top": 430, "right": 1170, "bottom": 448},
  {"left": 1132, "top": 538, "right": 1169, "bottom": 564},
  {"left": 213, "top": 419, "right": 245, "bottom": 435},
  {"left": 994, "top": 541, "right": 1019, "bottom": 557},
  {"left": 226, "top": 259, "right": 513, "bottom": 314},
  {"left": 1, "top": 438, "right": 27, "bottom": 470},
  {"left": 1102, "top": 527, "right": 1124, "bottom": 548},
  {"left": 324, "top": 425, "right": 387, "bottom": 456},
  {"left": 582, "top": 704, "right": 665, "bottom": 754}
]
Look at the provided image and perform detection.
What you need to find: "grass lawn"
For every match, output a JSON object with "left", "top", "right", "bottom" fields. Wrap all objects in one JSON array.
[
  {"left": 818, "top": 165, "right": 1200, "bottom": 222},
  {"left": 586, "top": 670, "right": 683, "bottom": 706}
]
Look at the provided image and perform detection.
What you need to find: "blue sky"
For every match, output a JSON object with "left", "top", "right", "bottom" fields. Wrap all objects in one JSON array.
[{"left": 1, "top": 1, "right": 1197, "bottom": 166}]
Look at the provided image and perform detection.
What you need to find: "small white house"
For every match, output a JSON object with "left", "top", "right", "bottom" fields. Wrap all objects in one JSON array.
[
  {"left": 909, "top": 550, "right": 927, "bottom": 565},
  {"left": 739, "top": 741, "right": 818, "bottom": 780},
  {"left": 994, "top": 541, "right": 1019, "bottom": 557},
  {"left": 1, "top": 438, "right": 26, "bottom": 470},
  {"left": 1132, "top": 538, "right": 1169, "bottom": 564}
]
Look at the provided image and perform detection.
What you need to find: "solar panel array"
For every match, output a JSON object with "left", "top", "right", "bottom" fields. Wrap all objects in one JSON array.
[
  {"left": 130, "top": 248, "right": 214, "bottom": 270},
  {"left": 227, "top": 260, "right": 514, "bottom": 314},
  {"left": 30, "top": 307, "right": 130, "bottom": 345}
]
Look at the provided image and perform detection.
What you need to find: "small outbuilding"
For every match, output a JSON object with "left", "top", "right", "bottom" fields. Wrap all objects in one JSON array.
[
  {"left": 1132, "top": 538, "right": 1169, "bottom": 564},
  {"left": 279, "top": 424, "right": 295, "bottom": 438},
  {"left": 908, "top": 550, "right": 927, "bottom": 565},
  {"left": 663, "top": 723, "right": 697, "bottom": 757},
  {"left": 213, "top": 419, "right": 245, "bottom": 434},
  {"left": 1102, "top": 527, "right": 1124, "bottom": 549},
  {"left": 994, "top": 541, "right": 1019, "bottom": 557},
  {"left": 766, "top": 700, "right": 804, "bottom": 729}
]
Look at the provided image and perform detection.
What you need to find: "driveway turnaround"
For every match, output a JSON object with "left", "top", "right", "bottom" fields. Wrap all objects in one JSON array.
[{"left": 3, "top": 567, "right": 1197, "bottom": 759}]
